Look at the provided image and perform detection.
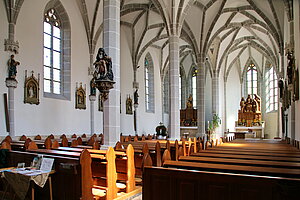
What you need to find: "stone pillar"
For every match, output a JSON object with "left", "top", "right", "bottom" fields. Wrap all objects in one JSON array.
[
  {"left": 212, "top": 72, "right": 219, "bottom": 115},
  {"left": 5, "top": 79, "right": 18, "bottom": 137},
  {"left": 134, "top": 104, "right": 138, "bottom": 135},
  {"left": 168, "top": 34, "right": 180, "bottom": 140},
  {"left": 224, "top": 80, "right": 227, "bottom": 132},
  {"left": 103, "top": 0, "right": 120, "bottom": 146},
  {"left": 89, "top": 95, "right": 96, "bottom": 135},
  {"left": 197, "top": 63, "right": 205, "bottom": 137}
]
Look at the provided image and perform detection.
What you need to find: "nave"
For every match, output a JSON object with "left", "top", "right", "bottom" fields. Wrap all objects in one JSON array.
[{"left": 0, "top": 134, "right": 299, "bottom": 200}]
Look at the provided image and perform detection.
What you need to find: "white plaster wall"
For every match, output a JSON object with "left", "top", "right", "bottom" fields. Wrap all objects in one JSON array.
[
  {"left": 0, "top": 0, "right": 97, "bottom": 136},
  {"left": 226, "top": 66, "right": 241, "bottom": 132},
  {"left": 135, "top": 47, "right": 163, "bottom": 135},
  {"left": 120, "top": 26, "right": 134, "bottom": 135},
  {"left": 264, "top": 112, "right": 278, "bottom": 139}
]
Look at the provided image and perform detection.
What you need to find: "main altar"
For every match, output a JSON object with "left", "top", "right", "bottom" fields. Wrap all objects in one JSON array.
[{"left": 235, "top": 94, "right": 264, "bottom": 138}]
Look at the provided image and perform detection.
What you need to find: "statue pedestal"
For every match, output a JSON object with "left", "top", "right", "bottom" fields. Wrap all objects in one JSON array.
[{"left": 5, "top": 78, "right": 18, "bottom": 137}]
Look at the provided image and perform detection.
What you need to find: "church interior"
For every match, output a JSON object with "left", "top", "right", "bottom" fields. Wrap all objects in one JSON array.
[{"left": 0, "top": 0, "right": 300, "bottom": 199}]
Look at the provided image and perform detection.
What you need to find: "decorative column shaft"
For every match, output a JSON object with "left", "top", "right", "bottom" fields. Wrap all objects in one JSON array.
[
  {"left": 168, "top": 34, "right": 180, "bottom": 140},
  {"left": 212, "top": 72, "right": 219, "bottom": 115},
  {"left": 103, "top": 0, "right": 120, "bottom": 146},
  {"left": 197, "top": 63, "right": 205, "bottom": 137},
  {"left": 5, "top": 79, "right": 18, "bottom": 137},
  {"left": 89, "top": 95, "right": 96, "bottom": 135}
]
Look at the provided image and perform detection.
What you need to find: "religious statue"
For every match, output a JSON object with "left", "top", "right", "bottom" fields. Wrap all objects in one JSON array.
[
  {"left": 186, "top": 94, "right": 193, "bottom": 108},
  {"left": 287, "top": 51, "right": 294, "bottom": 85},
  {"left": 93, "top": 48, "right": 114, "bottom": 81},
  {"left": 8, "top": 54, "right": 20, "bottom": 79},
  {"left": 126, "top": 95, "right": 133, "bottom": 114},
  {"left": 254, "top": 94, "right": 261, "bottom": 112},
  {"left": 252, "top": 99, "right": 258, "bottom": 113},
  {"left": 278, "top": 79, "right": 284, "bottom": 99},
  {"left": 134, "top": 89, "right": 139, "bottom": 105},
  {"left": 245, "top": 95, "right": 253, "bottom": 112},
  {"left": 240, "top": 97, "right": 245, "bottom": 113},
  {"left": 90, "top": 78, "right": 96, "bottom": 96}
]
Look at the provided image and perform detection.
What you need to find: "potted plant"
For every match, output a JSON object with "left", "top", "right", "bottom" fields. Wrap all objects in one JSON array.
[{"left": 207, "top": 114, "right": 221, "bottom": 141}]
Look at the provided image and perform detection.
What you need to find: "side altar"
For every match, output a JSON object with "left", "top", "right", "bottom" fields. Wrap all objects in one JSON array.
[
  {"left": 235, "top": 94, "right": 264, "bottom": 138},
  {"left": 180, "top": 95, "right": 197, "bottom": 137}
]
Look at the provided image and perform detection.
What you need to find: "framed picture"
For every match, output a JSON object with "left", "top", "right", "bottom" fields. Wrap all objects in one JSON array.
[
  {"left": 75, "top": 82, "right": 86, "bottom": 110},
  {"left": 126, "top": 95, "right": 133, "bottom": 115},
  {"left": 98, "top": 93, "right": 103, "bottom": 112},
  {"left": 24, "top": 70, "right": 40, "bottom": 105}
]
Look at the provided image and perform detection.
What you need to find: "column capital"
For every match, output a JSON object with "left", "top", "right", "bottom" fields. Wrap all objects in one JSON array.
[{"left": 5, "top": 78, "right": 18, "bottom": 88}]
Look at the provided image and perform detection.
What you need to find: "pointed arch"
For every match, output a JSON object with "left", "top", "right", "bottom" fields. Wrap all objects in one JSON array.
[
  {"left": 43, "top": 0, "right": 71, "bottom": 100},
  {"left": 145, "top": 52, "right": 155, "bottom": 112}
]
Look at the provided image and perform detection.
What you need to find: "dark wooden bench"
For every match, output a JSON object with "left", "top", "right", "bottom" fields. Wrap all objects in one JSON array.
[
  {"left": 190, "top": 152, "right": 300, "bottom": 162},
  {"left": 143, "top": 166, "right": 300, "bottom": 200},
  {"left": 179, "top": 155, "right": 300, "bottom": 169}
]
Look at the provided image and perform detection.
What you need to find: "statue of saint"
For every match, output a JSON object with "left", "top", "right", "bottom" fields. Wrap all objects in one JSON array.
[
  {"left": 93, "top": 48, "right": 114, "bottom": 81},
  {"left": 254, "top": 94, "right": 261, "bottom": 112},
  {"left": 287, "top": 52, "right": 294, "bottom": 85},
  {"left": 90, "top": 78, "right": 96, "bottom": 96},
  {"left": 245, "top": 95, "right": 253, "bottom": 112},
  {"left": 8, "top": 55, "right": 20, "bottom": 79},
  {"left": 186, "top": 94, "right": 193, "bottom": 108},
  {"left": 240, "top": 97, "right": 245, "bottom": 113},
  {"left": 134, "top": 89, "right": 139, "bottom": 105}
]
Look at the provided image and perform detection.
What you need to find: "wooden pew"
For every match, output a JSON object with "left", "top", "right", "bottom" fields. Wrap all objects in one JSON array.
[
  {"left": 179, "top": 155, "right": 300, "bottom": 169},
  {"left": 190, "top": 152, "right": 300, "bottom": 162},
  {"left": 143, "top": 166, "right": 300, "bottom": 200},
  {"left": 80, "top": 147, "right": 117, "bottom": 200},
  {"left": 163, "top": 159, "right": 300, "bottom": 178},
  {"left": 55, "top": 145, "right": 136, "bottom": 193}
]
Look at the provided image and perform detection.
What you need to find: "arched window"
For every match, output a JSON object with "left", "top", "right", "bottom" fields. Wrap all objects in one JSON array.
[
  {"left": 144, "top": 53, "right": 155, "bottom": 112},
  {"left": 265, "top": 67, "right": 278, "bottom": 112},
  {"left": 163, "top": 71, "right": 169, "bottom": 113},
  {"left": 246, "top": 63, "right": 257, "bottom": 97},
  {"left": 192, "top": 67, "right": 197, "bottom": 108},
  {"left": 43, "top": 1, "right": 70, "bottom": 100},
  {"left": 44, "top": 8, "right": 61, "bottom": 94}
]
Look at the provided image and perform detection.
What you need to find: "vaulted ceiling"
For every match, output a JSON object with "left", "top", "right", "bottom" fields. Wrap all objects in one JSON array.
[{"left": 76, "top": 0, "right": 289, "bottom": 80}]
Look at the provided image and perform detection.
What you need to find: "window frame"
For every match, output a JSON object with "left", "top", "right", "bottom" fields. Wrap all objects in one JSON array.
[
  {"left": 265, "top": 67, "right": 278, "bottom": 113},
  {"left": 144, "top": 53, "right": 155, "bottom": 113},
  {"left": 246, "top": 64, "right": 258, "bottom": 98},
  {"left": 43, "top": 2, "right": 71, "bottom": 101},
  {"left": 43, "top": 9, "right": 62, "bottom": 96}
]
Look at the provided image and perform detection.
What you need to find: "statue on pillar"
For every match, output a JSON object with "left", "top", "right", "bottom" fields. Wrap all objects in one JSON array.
[
  {"left": 90, "top": 78, "right": 96, "bottom": 96},
  {"left": 134, "top": 89, "right": 139, "bottom": 105},
  {"left": 93, "top": 48, "right": 114, "bottom": 81},
  {"left": 7, "top": 55, "right": 20, "bottom": 79}
]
